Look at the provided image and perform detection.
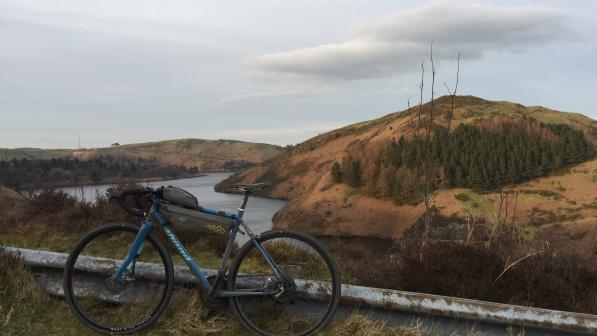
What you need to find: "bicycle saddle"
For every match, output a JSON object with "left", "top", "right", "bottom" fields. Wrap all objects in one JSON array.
[{"left": 227, "top": 182, "right": 270, "bottom": 192}]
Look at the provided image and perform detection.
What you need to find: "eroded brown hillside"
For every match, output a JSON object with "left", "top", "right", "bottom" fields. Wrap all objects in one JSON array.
[{"left": 220, "top": 96, "right": 597, "bottom": 239}]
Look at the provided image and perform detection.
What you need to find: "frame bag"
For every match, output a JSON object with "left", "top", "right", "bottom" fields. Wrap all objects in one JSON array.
[{"left": 160, "top": 203, "right": 234, "bottom": 234}]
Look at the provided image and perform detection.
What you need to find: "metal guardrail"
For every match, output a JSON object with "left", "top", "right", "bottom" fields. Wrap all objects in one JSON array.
[{"left": 3, "top": 246, "right": 596, "bottom": 334}]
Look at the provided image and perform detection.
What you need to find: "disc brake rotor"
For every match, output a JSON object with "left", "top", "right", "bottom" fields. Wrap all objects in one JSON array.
[
  {"left": 273, "top": 271, "right": 297, "bottom": 304},
  {"left": 104, "top": 275, "right": 128, "bottom": 293}
]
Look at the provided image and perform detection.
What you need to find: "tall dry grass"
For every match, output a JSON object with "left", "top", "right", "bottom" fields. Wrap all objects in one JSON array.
[
  {"left": 330, "top": 224, "right": 597, "bottom": 314},
  {"left": 0, "top": 186, "right": 233, "bottom": 257},
  {"left": 0, "top": 251, "right": 441, "bottom": 335}
]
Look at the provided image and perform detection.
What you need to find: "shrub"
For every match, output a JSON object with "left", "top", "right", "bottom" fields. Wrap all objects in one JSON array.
[
  {"left": 331, "top": 229, "right": 597, "bottom": 314},
  {"left": 454, "top": 193, "right": 471, "bottom": 202},
  {"left": 331, "top": 162, "right": 342, "bottom": 183}
]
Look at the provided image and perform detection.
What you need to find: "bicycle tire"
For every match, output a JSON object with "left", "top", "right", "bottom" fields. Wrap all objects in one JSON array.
[
  {"left": 228, "top": 230, "right": 341, "bottom": 336},
  {"left": 63, "top": 223, "right": 174, "bottom": 334}
]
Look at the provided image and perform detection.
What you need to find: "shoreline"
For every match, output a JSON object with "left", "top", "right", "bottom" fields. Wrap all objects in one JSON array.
[
  {"left": 47, "top": 173, "right": 207, "bottom": 189},
  {"left": 51, "top": 173, "right": 393, "bottom": 244},
  {"left": 214, "top": 188, "right": 289, "bottom": 201},
  {"left": 55, "top": 171, "right": 243, "bottom": 189}
]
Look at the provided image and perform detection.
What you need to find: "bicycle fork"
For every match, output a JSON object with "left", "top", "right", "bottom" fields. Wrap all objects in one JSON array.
[{"left": 112, "top": 218, "right": 153, "bottom": 284}]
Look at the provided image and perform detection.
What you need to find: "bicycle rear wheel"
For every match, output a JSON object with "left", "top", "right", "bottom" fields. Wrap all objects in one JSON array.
[
  {"left": 63, "top": 223, "right": 174, "bottom": 334},
  {"left": 228, "top": 230, "right": 341, "bottom": 336}
]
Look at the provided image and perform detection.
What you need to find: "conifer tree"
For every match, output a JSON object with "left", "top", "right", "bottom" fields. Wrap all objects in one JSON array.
[{"left": 331, "top": 162, "right": 342, "bottom": 183}]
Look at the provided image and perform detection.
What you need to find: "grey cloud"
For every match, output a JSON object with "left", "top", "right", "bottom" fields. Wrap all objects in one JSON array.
[
  {"left": 206, "top": 123, "right": 346, "bottom": 146},
  {"left": 250, "top": 2, "right": 578, "bottom": 80},
  {"left": 213, "top": 87, "right": 332, "bottom": 105}
]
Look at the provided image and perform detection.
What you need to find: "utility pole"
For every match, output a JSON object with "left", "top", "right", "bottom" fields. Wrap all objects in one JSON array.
[{"left": 77, "top": 135, "right": 85, "bottom": 201}]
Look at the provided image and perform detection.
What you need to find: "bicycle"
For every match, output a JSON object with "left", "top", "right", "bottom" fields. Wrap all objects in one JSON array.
[{"left": 63, "top": 182, "right": 341, "bottom": 335}]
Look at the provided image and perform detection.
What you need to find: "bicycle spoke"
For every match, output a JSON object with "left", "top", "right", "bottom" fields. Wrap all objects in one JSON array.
[
  {"left": 230, "top": 232, "right": 340, "bottom": 336},
  {"left": 65, "top": 225, "right": 172, "bottom": 333}
]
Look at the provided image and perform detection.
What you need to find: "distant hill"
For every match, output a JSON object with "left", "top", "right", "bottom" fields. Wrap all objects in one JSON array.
[
  {"left": 218, "top": 96, "right": 597, "bottom": 240},
  {"left": 1, "top": 139, "right": 282, "bottom": 172}
]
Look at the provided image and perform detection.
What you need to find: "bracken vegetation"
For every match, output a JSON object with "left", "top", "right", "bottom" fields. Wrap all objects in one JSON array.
[
  {"left": 331, "top": 119, "right": 594, "bottom": 204},
  {"left": 329, "top": 209, "right": 597, "bottom": 315},
  {"left": 0, "top": 186, "right": 230, "bottom": 266}
]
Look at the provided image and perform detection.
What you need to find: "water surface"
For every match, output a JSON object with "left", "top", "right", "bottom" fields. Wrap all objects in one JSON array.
[{"left": 58, "top": 173, "right": 287, "bottom": 244}]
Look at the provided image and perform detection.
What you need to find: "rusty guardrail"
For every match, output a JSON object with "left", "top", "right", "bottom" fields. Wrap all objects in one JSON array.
[{"left": 3, "top": 246, "right": 596, "bottom": 334}]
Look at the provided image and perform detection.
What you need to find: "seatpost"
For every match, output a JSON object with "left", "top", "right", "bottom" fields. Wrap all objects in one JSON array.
[{"left": 239, "top": 191, "right": 250, "bottom": 211}]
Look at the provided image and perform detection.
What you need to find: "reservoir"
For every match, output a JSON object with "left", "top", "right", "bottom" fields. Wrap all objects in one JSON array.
[{"left": 58, "top": 173, "right": 287, "bottom": 244}]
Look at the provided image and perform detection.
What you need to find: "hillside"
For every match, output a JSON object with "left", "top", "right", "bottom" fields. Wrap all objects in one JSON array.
[
  {"left": 218, "top": 96, "right": 597, "bottom": 240},
  {"left": 1, "top": 139, "right": 282, "bottom": 172},
  {"left": 0, "top": 184, "right": 24, "bottom": 203}
]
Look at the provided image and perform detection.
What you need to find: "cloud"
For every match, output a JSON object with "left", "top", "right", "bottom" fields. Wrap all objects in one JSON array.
[
  {"left": 206, "top": 123, "right": 345, "bottom": 146},
  {"left": 249, "top": 2, "right": 578, "bottom": 80},
  {"left": 213, "top": 87, "right": 332, "bottom": 105}
]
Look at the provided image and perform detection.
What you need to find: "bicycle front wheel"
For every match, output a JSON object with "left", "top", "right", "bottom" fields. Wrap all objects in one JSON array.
[
  {"left": 63, "top": 223, "right": 174, "bottom": 334},
  {"left": 228, "top": 230, "right": 341, "bottom": 336}
]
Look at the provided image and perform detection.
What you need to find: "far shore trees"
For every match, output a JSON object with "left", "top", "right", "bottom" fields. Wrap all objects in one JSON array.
[{"left": 0, "top": 156, "right": 200, "bottom": 190}]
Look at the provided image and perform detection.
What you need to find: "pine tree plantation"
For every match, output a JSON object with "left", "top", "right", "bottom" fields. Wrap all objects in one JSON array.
[{"left": 330, "top": 120, "right": 594, "bottom": 204}]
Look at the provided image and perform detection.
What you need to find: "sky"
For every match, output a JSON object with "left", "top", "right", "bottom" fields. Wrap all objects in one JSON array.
[{"left": 1, "top": 0, "right": 596, "bottom": 148}]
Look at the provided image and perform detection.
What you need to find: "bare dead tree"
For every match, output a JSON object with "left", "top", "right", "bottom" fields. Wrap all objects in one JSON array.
[
  {"left": 511, "top": 190, "right": 519, "bottom": 226},
  {"left": 488, "top": 189, "right": 519, "bottom": 248},
  {"left": 410, "top": 42, "right": 461, "bottom": 257},
  {"left": 407, "top": 98, "right": 418, "bottom": 140},
  {"left": 417, "top": 61, "right": 425, "bottom": 139},
  {"left": 443, "top": 53, "right": 461, "bottom": 131},
  {"left": 463, "top": 208, "right": 481, "bottom": 245},
  {"left": 488, "top": 191, "right": 506, "bottom": 246},
  {"left": 492, "top": 247, "right": 548, "bottom": 285},
  {"left": 407, "top": 61, "right": 426, "bottom": 142},
  {"left": 421, "top": 42, "right": 437, "bottom": 243}
]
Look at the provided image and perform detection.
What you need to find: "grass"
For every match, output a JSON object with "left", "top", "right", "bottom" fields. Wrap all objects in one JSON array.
[
  {"left": 519, "top": 189, "right": 564, "bottom": 201},
  {"left": 2, "top": 140, "right": 282, "bottom": 160},
  {"left": 528, "top": 207, "right": 582, "bottom": 226},
  {"left": 0, "top": 253, "right": 85, "bottom": 336},
  {"left": 0, "top": 190, "right": 482, "bottom": 335},
  {"left": 0, "top": 187, "right": 236, "bottom": 270},
  {"left": 454, "top": 192, "right": 494, "bottom": 215},
  {"left": 0, "top": 252, "right": 437, "bottom": 336},
  {"left": 0, "top": 222, "right": 227, "bottom": 270},
  {"left": 0, "top": 224, "right": 80, "bottom": 253},
  {"left": 237, "top": 240, "right": 333, "bottom": 281}
]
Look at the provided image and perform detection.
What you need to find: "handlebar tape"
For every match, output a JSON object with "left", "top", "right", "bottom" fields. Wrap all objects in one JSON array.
[{"left": 106, "top": 187, "right": 151, "bottom": 217}]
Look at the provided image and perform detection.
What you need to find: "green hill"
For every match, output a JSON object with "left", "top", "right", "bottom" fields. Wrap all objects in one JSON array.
[{"left": 1, "top": 139, "right": 282, "bottom": 172}]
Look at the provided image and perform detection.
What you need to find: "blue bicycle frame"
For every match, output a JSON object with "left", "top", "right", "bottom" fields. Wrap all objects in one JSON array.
[{"left": 112, "top": 192, "right": 284, "bottom": 298}]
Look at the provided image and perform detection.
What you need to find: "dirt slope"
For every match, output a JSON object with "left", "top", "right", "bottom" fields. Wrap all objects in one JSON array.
[
  {"left": 0, "top": 184, "right": 24, "bottom": 202},
  {"left": 220, "top": 96, "right": 597, "bottom": 239},
  {"left": 0, "top": 184, "right": 26, "bottom": 222}
]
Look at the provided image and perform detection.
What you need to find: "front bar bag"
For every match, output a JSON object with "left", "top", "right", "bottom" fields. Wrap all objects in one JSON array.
[
  {"left": 161, "top": 186, "right": 199, "bottom": 209},
  {"left": 160, "top": 203, "right": 233, "bottom": 234}
]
